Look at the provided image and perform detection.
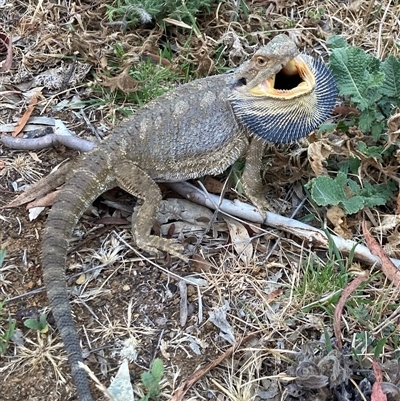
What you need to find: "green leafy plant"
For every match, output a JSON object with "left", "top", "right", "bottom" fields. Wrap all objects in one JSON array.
[
  {"left": 305, "top": 171, "right": 396, "bottom": 215},
  {"left": 139, "top": 358, "right": 164, "bottom": 401},
  {"left": 0, "top": 249, "right": 16, "bottom": 355},
  {"left": 297, "top": 251, "right": 350, "bottom": 315},
  {"left": 327, "top": 35, "right": 400, "bottom": 140},
  {"left": 106, "top": 0, "right": 214, "bottom": 31},
  {"left": 127, "top": 59, "right": 183, "bottom": 106},
  {"left": 351, "top": 332, "right": 391, "bottom": 362},
  {"left": 307, "top": 36, "right": 399, "bottom": 214},
  {"left": 307, "top": 7, "right": 325, "bottom": 22},
  {"left": 24, "top": 313, "right": 49, "bottom": 334},
  {"left": 88, "top": 41, "right": 190, "bottom": 119},
  {"left": 0, "top": 301, "right": 16, "bottom": 355}
]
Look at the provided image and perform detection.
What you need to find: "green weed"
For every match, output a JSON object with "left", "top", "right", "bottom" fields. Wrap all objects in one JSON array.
[
  {"left": 305, "top": 171, "right": 396, "bottom": 215},
  {"left": 0, "top": 249, "right": 16, "bottom": 355},
  {"left": 327, "top": 35, "right": 400, "bottom": 140},
  {"left": 307, "top": 7, "right": 325, "bottom": 22},
  {"left": 105, "top": 0, "right": 214, "bottom": 31},
  {"left": 0, "top": 300, "right": 16, "bottom": 355},
  {"left": 139, "top": 358, "right": 164, "bottom": 401},
  {"left": 127, "top": 59, "right": 182, "bottom": 106},
  {"left": 297, "top": 253, "right": 351, "bottom": 315},
  {"left": 23, "top": 313, "right": 49, "bottom": 334},
  {"left": 308, "top": 35, "right": 399, "bottom": 214}
]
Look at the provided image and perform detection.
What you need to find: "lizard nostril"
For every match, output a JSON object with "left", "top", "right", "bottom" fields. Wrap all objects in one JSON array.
[{"left": 237, "top": 77, "right": 247, "bottom": 86}]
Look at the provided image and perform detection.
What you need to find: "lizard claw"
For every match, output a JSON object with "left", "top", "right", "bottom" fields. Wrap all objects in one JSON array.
[{"left": 136, "top": 236, "right": 188, "bottom": 262}]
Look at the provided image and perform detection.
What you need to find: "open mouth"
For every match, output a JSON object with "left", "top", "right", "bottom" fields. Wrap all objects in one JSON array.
[{"left": 250, "top": 55, "right": 315, "bottom": 98}]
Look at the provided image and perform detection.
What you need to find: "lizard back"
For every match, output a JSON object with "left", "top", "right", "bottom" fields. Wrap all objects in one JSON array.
[{"left": 111, "top": 73, "right": 250, "bottom": 181}]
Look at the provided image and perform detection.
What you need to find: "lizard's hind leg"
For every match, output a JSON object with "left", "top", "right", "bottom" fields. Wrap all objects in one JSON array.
[{"left": 115, "top": 161, "right": 187, "bottom": 261}]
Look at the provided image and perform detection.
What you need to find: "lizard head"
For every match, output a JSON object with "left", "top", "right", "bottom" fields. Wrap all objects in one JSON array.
[{"left": 229, "top": 34, "right": 337, "bottom": 143}]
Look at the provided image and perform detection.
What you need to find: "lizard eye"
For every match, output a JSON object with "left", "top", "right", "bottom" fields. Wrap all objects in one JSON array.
[{"left": 256, "top": 56, "right": 267, "bottom": 66}]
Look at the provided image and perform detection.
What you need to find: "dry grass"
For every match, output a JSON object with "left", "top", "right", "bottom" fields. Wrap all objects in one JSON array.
[{"left": 1, "top": 1, "right": 400, "bottom": 401}]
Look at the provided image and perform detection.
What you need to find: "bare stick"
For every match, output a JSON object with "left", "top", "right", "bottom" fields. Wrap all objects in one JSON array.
[
  {"left": 0, "top": 134, "right": 96, "bottom": 152},
  {"left": 168, "top": 182, "right": 400, "bottom": 269}
]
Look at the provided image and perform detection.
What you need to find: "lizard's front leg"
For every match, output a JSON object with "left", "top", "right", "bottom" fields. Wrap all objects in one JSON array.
[
  {"left": 241, "top": 137, "right": 273, "bottom": 214},
  {"left": 114, "top": 161, "right": 187, "bottom": 261}
]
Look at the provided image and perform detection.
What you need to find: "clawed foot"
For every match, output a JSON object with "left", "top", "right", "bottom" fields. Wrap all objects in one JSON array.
[
  {"left": 135, "top": 236, "right": 189, "bottom": 262},
  {"left": 251, "top": 195, "right": 276, "bottom": 215}
]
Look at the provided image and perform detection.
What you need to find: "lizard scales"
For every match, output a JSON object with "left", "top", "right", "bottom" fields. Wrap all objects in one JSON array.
[{"left": 40, "top": 34, "right": 337, "bottom": 401}]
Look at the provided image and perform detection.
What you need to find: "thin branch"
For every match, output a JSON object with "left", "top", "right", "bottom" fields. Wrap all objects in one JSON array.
[
  {"left": 168, "top": 182, "right": 400, "bottom": 269},
  {"left": 0, "top": 134, "right": 97, "bottom": 152}
]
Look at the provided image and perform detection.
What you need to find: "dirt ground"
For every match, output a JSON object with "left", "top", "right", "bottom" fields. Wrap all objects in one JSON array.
[{"left": 1, "top": 1, "right": 400, "bottom": 401}]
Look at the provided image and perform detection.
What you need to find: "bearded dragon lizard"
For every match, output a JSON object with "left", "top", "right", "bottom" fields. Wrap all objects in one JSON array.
[{"left": 30, "top": 34, "right": 336, "bottom": 401}]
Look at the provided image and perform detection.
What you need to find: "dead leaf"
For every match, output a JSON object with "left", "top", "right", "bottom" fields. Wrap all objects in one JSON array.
[
  {"left": 93, "top": 217, "right": 128, "bottom": 225},
  {"left": 371, "top": 214, "right": 400, "bottom": 234},
  {"left": 191, "top": 254, "right": 213, "bottom": 272},
  {"left": 387, "top": 111, "right": 400, "bottom": 150},
  {"left": 386, "top": 222, "right": 400, "bottom": 256},
  {"left": 348, "top": 0, "right": 366, "bottom": 12},
  {"left": 13, "top": 92, "right": 40, "bottom": 137},
  {"left": 27, "top": 190, "right": 60, "bottom": 209},
  {"left": 99, "top": 66, "right": 138, "bottom": 92},
  {"left": 333, "top": 104, "right": 360, "bottom": 117},
  {"left": 4, "top": 161, "right": 71, "bottom": 209},
  {"left": 380, "top": 383, "right": 400, "bottom": 399},
  {"left": 203, "top": 176, "right": 233, "bottom": 195},
  {"left": 208, "top": 301, "right": 235, "bottom": 344},
  {"left": 28, "top": 152, "right": 42, "bottom": 163},
  {"left": 221, "top": 215, "right": 253, "bottom": 263},
  {"left": 76, "top": 274, "right": 86, "bottom": 285},
  {"left": 308, "top": 141, "right": 331, "bottom": 176},
  {"left": 327, "top": 206, "right": 352, "bottom": 239}
]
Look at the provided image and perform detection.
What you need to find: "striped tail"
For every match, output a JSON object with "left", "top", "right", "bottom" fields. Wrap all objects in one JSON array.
[{"left": 42, "top": 151, "right": 114, "bottom": 401}]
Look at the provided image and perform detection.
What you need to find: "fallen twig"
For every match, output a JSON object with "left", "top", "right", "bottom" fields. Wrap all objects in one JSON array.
[
  {"left": 169, "top": 182, "right": 400, "bottom": 269},
  {"left": 0, "top": 133, "right": 96, "bottom": 152},
  {"left": 334, "top": 274, "right": 369, "bottom": 349},
  {"left": 362, "top": 220, "right": 400, "bottom": 286},
  {"left": 372, "top": 359, "right": 387, "bottom": 401}
]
